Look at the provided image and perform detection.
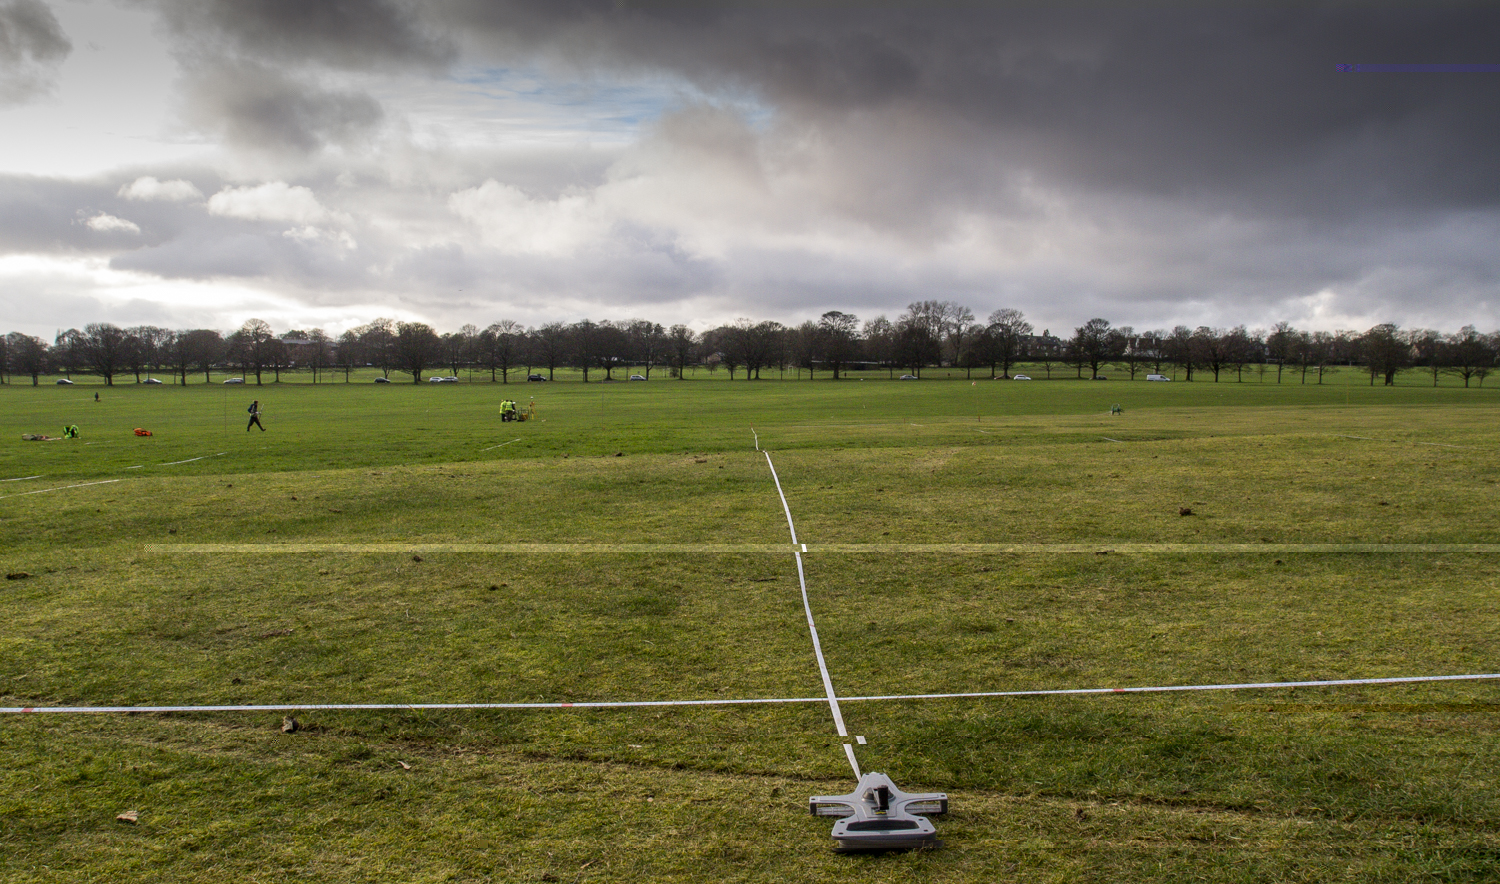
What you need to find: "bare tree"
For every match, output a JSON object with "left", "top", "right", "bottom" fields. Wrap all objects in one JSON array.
[
  {"left": 1069, "top": 318, "right": 1119, "bottom": 379},
  {"left": 234, "top": 319, "right": 276, "bottom": 385},
  {"left": 127, "top": 326, "right": 173, "bottom": 382},
  {"left": 531, "top": 322, "right": 568, "bottom": 380},
  {"left": 896, "top": 304, "right": 943, "bottom": 376},
  {"left": 482, "top": 320, "right": 524, "bottom": 382},
  {"left": 1164, "top": 326, "right": 1195, "bottom": 381},
  {"left": 1223, "top": 325, "right": 1257, "bottom": 382},
  {"left": 626, "top": 320, "right": 667, "bottom": 378},
  {"left": 817, "top": 311, "right": 860, "bottom": 379},
  {"left": 5, "top": 332, "right": 49, "bottom": 385},
  {"left": 861, "top": 316, "right": 896, "bottom": 379},
  {"left": 1266, "top": 321, "right": 1297, "bottom": 383},
  {"left": 1444, "top": 326, "right": 1495, "bottom": 388},
  {"left": 168, "top": 329, "right": 223, "bottom": 385},
  {"left": 360, "top": 318, "right": 397, "bottom": 379},
  {"left": 938, "top": 302, "right": 975, "bottom": 372},
  {"left": 666, "top": 324, "right": 697, "bottom": 379},
  {"left": 394, "top": 321, "right": 443, "bottom": 382},
  {"left": 336, "top": 329, "right": 362, "bottom": 381},
  {"left": 306, "top": 328, "right": 332, "bottom": 383},
  {"left": 1359, "top": 323, "right": 1409, "bottom": 386},
  {"left": 983, "top": 308, "right": 1032, "bottom": 379},
  {"left": 75, "top": 323, "right": 131, "bottom": 385}
]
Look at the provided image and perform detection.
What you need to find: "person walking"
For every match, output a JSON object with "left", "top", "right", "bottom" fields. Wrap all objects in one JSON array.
[{"left": 247, "top": 400, "right": 265, "bottom": 432}]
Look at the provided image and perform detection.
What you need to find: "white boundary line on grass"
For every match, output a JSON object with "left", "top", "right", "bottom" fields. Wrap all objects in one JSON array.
[
  {"left": 147, "top": 542, "right": 1500, "bottom": 554},
  {"left": 160, "top": 452, "right": 227, "bottom": 466},
  {"left": 2, "top": 475, "right": 42, "bottom": 482},
  {"left": 0, "top": 479, "right": 120, "bottom": 500},
  {"left": 762, "top": 449, "right": 855, "bottom": 773},
  {"left": 1332, "top": 433, "right": 1483, "bottom": 451},
  {"left": 481, "top": 439, "right": 522, "bottom": 451},
  {"left": 7, "top": 672, "right": 1498, "bottom": 716}
]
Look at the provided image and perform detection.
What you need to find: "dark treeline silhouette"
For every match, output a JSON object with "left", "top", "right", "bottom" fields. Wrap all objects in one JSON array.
[{"left": 4, "top": 304, "right": 1496, "bottom": 387}]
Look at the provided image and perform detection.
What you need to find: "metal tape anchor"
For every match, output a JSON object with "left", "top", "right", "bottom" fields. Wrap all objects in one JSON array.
[{"left": 809, "top": 772, "right": 948, "bottom": 851}]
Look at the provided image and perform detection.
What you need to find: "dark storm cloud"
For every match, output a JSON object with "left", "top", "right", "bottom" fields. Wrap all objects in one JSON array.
[
  {"left": 144, "top": 0, "right": 453, "bottom": 71},
  {"left": 180, "top": 59, "right": 385, "bottom": 155},
  {"left": 0, "top": 0, "right": 71, "bottom": 104},
  {"left": 437, "top": 1, "right": 1500, "bottom": 216},
  {"left": 131, "top": 0, "right": 1500, "bottom": 215},
  {"left": 141, "top": 0, "right": 444, "bottom": 156}
]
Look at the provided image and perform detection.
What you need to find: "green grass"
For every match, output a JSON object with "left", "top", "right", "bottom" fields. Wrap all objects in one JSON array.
[{"left": 3, "top": 378, "right": 1500, "bottom": 881}]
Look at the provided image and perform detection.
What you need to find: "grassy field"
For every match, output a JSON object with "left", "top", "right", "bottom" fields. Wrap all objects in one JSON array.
[{"left": 3, "top": 376, "right": 1499, "bottom": 882}]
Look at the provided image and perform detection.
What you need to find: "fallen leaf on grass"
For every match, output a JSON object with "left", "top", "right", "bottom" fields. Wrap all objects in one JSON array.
[
  {"left": 398, "top": 761, "right": 411, "bottom": 770},
  {"left": 116, "top": 811, "right": 138, "bottom": 824}
]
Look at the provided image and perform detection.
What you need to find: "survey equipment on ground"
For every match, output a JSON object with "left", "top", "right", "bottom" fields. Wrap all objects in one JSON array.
[{"left": 809, "top": 772, "right": 948, "bottom": 851}]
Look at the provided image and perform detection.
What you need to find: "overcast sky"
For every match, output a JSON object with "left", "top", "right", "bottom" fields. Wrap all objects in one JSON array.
[{"left": 2, "top": 0, "right": 1497, "bottom": 340}]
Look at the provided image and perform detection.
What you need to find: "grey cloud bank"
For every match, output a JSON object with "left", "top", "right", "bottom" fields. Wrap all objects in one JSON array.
[{"left": 1, "top": 1, "right": 1497, "bottom": 338}]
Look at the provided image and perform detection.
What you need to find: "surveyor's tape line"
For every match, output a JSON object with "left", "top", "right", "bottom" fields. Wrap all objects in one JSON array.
[
  {"left": 0, "top": 478, "right": 119, "bottom": 500},
  {"left": 763, "top": 448, "right": 855, "bottom": 774},
  {"left": 148, "top": 542, "right": 1500, "bottom": 554},
  {"left": 1332, "top": 433, "right": 1482, "bottom": 451},
  {"left": 843, "top": 744, "right": 862, "bottom": 778},
  {"left": 160, "top": 452, "right": 227, "bottom": 466},
  {"left": 764, "top": 450, "right": 798, "bottom": 547},
  {"left": 6, "top": 673, "right": 1499, "bottom": 715}
]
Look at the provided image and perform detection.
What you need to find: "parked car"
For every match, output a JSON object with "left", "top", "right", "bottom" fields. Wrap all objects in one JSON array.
[
  {"left": 1093, "top": 376, "right": 1109, "bottom": 380},
  {"left": 1012, "top": 375, "right": 1031, "bottom": 381},
  {"left": 223, "top": 377, "right": 244, "bottom": 384},
  {"left": 1147, "top": 374, "right": 1171, "bottom": 381},
  {"left": 629, "top": 374, "right": 647, "bottom": 381},
  {"left": 527, "top": 374, "right": 548, "bottom": 382},
  {"left": 55, "top": 378, "right": 74, "bottom": 385},
  {"left": 899, "top": 374, "right": 918, "bottom": 380},
  {"left": 428, "top": 376, "right": 446, "bottom": 383},
  {"left": 373, "top": 376, "right": 391, "bottom": 383},
  {"left": 143, "top": 378, "right": 162, "bottom": 384}
]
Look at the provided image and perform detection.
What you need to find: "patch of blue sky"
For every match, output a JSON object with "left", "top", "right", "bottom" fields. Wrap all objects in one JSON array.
[
  {"left": 453, "top": 66, "right": 697, "bottom": 133},
  {"left": 400, "top": 66, "right": 773, "bottom": 148}
]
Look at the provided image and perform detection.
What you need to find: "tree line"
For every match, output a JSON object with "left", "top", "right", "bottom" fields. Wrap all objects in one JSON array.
[{"left": 2, "top": 302, "right": 1496, "bottom": 387}]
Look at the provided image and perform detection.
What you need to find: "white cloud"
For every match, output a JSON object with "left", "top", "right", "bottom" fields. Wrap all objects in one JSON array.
[
  {"left": 84, "top": 212, "right": 140, "bottom": 233},
  {"left": 207, "top": 181, "right": 333, "bottom": 225},
  {"left": 283, "top": 224, "right": 356, "bottom": 250},
  {"left": 448, "top": 179, "right": 605, "bottom": 256},
  {"left": 118, "top": 176, "right": 203, "bottom": 202}
]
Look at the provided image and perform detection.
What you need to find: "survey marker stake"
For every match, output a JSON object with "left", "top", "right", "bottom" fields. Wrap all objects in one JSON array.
[{"left": 809, "top": 772, "right": 948, "bottom": 851}]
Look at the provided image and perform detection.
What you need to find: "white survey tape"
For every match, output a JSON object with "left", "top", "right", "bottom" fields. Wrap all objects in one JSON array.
[
  {"left": 6, "top": 673, "right": 1498, "bottom": 715},
  {"left": 763, "top": 448, "right": 853, "bottom": 770},
  {"left": 160, "top": 452, "right": 227, "bottom": 466},
  {"left": 0, "top": 478, "right": 120, "bottom": 500}
]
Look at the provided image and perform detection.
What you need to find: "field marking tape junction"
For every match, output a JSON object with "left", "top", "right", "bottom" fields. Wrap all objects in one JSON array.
[
  {"left": 7, "top": 673, "right": 1499, "bottom": 717},
  {"left": 15, "top": 446, "right": 1500, "bottom": 765}
]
